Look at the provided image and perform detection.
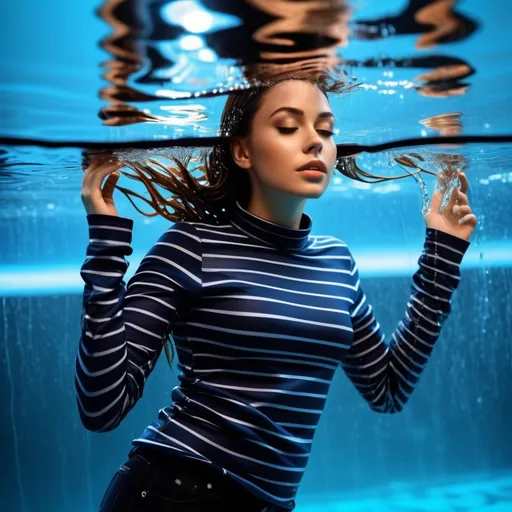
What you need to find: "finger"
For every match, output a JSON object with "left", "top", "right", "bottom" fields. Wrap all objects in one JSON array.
[
  {"left": 458, "top": 171, "right": 469, "bottom": 195},
  {"left": 102, "top": 171, "right": 120, "bottom": 199},
  {"left": 444, "top": 186, "right": 458, "bottom": 212},
  {"left": 81, "top": 150, "right": 93, "bottom": 170},
  {"left": 453, "top": 204, "right": 472, "bottom": 217},
  {"left": 83, "top": 152, "right": 113, "bottom": 171},
  {"left": 83, "top": 160, "right": 123, "bottom": 189},
  {"left": 429, "top": 190, "right": 443, "bottom": 214},
  {"left": 82, "top": 162, "right": 117, "bottom": 191},
  {"left": 456, "top": 189, "right": 469, "bottom": 206},
  {"left": 458, "top": 213, "right": 478, "bottom": 227}
]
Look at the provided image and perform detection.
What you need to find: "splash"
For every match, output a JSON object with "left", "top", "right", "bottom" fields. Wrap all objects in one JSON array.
[
  {"left": 393, "top": 151, "right": 463, "bottom": 214},
  {"left": 112, "top": 146, "right": 209, "bottom": 166}
]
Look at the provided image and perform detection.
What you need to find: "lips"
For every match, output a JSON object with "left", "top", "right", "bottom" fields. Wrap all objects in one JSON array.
[{"left": 297, "top": 160, "right": 327, "bottom": 173}]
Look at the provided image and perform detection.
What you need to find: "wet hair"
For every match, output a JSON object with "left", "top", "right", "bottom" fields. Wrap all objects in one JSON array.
[
  {"left": 113, "top": 74, "right": 352, "bottom": 226},
  {"left": 109, "top": 74, "right": 368, "bottom": 369}
]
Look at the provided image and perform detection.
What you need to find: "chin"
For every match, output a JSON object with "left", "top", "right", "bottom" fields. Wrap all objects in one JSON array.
[
  {"left": 305, "top": 191, "right": 327, "bottom": 199},
  {"left": 297, "top": 186, "right": 329, "bottom": 199},
  {"left": 277, "top": 182, "right": 329, "bottom": 200}
]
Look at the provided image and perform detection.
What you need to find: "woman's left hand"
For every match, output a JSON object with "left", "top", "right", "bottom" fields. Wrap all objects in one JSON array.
[{"left": 424, "top": 171, "right": 477, "bottom": 241}]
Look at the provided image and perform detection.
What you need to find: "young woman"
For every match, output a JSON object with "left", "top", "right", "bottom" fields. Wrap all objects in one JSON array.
[{"left": 77, "top": 76, "right": 477, "bottom": 512}]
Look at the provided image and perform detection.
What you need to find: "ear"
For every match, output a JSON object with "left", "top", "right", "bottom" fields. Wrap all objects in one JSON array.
[{"left": 230, "top": 137, "right": 252, "bottom": 169}]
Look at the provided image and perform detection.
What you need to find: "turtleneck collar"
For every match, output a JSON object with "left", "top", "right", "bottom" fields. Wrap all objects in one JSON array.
[{"left": 230, "top": 201, "right": 312, "bottom": 252}]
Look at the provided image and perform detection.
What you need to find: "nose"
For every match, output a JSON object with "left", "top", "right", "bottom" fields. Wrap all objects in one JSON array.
[{"left": 304, "top": 133, "right": 323, "bottom": 155}]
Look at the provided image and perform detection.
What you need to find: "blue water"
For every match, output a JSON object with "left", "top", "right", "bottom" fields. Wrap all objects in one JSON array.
[{"left": 1, "top": 0, "right": 512, "bottom": 511}]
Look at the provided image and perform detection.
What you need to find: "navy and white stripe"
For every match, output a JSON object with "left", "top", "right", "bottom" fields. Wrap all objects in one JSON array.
[{"left": 75, "top": 201, "right": 470, "bottom": 509}]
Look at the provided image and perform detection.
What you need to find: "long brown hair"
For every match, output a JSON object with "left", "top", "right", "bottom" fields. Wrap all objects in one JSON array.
[
  {"left": 110, "top": 74, "right": 411, "bottom": 369},
  {"left": 114, "top": 75, "right": 353, "bottom": 222}
]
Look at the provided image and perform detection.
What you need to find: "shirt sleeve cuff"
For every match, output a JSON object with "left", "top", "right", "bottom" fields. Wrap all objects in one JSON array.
[
  {"left": 87, "top": 214, "right": 134, "bottom": 244},
  {"left": 424, "top": 228, "right": 471, "bottom": 265}
]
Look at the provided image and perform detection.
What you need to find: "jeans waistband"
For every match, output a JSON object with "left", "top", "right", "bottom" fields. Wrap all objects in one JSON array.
[{"left": 127, "top": 445, "right": 293, "bottom": 512}]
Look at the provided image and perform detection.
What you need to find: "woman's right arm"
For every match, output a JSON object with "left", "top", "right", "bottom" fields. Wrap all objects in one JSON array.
[
  {"left": 75, "top": 215, "right": 202, "bottom": 432},
  {"left": 76, "top": 158, "right": 202, "bottom": 432}
]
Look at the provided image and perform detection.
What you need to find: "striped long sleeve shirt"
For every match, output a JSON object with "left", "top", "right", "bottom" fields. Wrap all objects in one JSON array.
[{"left": 75, "top": 200, "right": 470, "bottom": 509}]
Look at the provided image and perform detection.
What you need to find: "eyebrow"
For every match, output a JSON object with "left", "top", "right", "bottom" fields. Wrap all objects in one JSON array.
[{"left": 269, "top": 107, "right": 335, "bottom": 121}]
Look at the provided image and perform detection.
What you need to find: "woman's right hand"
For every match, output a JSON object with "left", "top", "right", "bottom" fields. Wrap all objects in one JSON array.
[{"left": 81, "top": 154, "right": 124, "bottom": 216}]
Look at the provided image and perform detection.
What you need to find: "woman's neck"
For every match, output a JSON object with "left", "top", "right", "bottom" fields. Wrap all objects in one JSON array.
[{"left": 246, "top": 192, "right": 306, "bottom": 229}]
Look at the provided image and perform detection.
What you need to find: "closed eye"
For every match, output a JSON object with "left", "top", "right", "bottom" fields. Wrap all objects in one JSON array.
[{"left": 277, "top": 127, "right": 334, "bottom": 136}]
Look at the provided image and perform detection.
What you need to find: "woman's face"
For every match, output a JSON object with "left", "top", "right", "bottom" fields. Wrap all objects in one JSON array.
[{"left": 232, "top": 80, "right": 337, "bottom": 201}]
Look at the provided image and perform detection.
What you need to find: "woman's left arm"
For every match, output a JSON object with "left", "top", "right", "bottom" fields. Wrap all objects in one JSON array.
[{"left": 341, "top": 171, "right": 477, "bottom": 413}]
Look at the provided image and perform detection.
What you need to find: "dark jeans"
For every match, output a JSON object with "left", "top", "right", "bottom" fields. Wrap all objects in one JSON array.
[{"left": 98, "top": 446, "right": 288, "bottom": 511}]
